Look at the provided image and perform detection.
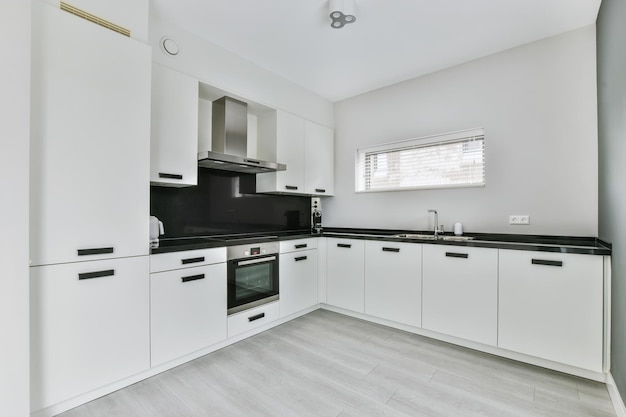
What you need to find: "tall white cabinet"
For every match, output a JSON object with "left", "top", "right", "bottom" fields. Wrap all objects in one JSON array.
[
  {"left": 29, "top": 2, "right": 151, "bottom": 412},
  {"left": 30, "top": 2, "right": 151, "bottom": 266}
]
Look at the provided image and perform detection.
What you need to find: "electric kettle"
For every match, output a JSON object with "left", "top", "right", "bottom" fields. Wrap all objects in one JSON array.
[{"left": 149, "top": 216, "right": 164, "bottom": 245}]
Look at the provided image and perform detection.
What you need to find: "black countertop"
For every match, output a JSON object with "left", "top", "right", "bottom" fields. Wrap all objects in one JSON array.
[{"left": 150, "top": 228, "right": 611, "bottom": 256}]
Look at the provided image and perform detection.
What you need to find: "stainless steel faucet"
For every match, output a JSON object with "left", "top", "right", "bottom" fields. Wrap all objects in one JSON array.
[{"left": 428, "top": 209, "right": 444, "bottom": 237}]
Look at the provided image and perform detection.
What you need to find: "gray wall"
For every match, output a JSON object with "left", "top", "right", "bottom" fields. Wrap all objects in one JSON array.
[
  {"left": 0, "top": 1, "right": 30, "bottom": 416},
  {"left": 327, "top": 27, "right": 598, "bottom": 236},
  {"left": 597, "top": 0, "right": 626, "bottom": 401}
]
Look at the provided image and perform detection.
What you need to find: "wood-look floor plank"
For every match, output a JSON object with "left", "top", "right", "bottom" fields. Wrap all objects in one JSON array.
[{"left": 57, "top": 310, "right": 616, "bottom": 417}]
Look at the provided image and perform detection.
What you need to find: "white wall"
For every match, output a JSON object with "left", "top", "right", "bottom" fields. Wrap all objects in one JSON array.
[
  {"left": 149, "top": 15, "right": 334, "bottom": 129},
  {"left": 0, "top": 1, "right": 30, "bottom": 416},
  {"left": 327, "top": 26, "right": 598, "bottom": 236}
]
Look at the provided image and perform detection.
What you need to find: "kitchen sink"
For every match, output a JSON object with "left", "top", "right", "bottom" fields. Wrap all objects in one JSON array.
[
  {"left": 441, "top": 235, "right": 474, "bottom": 242},
  {"left": 392, "top": 233, "right": 438, "bottom": 240}
]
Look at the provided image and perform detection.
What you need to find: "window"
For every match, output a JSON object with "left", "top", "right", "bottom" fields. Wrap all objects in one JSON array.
[{"left": 356, "top": 128, "right": 485, "bottom": 192}]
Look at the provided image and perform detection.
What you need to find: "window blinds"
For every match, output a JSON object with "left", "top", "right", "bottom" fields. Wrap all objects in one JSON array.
[{"left": 355, "top": 129, "right": 485, "bottom": 192}]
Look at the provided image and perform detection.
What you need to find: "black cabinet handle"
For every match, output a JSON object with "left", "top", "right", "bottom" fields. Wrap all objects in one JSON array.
[
  {"left": 295, "top": 244, "right": 308, "bottom": 249},
  {"left": 337, "top": 243, "right": 352, "bottom": 248},
  {"left": 159, "top": 173, "right": 183, "bottom": 180},
  {"left": 295, "top": 256, "right": 308, "bottom": 262},
  {"left": 532, "top": 259, "right": 563, "bottom": 267},
  {"left": 446, "top": 252, "right": 468, "bottom": 259},
  {"left": 181, "top": 257, "right": 205, "bottom": 265},
  {"left": 243, "top": 159, "right": 260, "bottom": 165},
  {"left": 78, "top": 269, "right": 114, "bottom": 280},
  {"left": 77, "top": 247, "right": 114, "bottom": 256},
  {"left": 248, "top": 313, "right": 265, "bottom": 322},
  {"left": 382, "top": 247, "right": 400, "bottom": 253},
  {"left": 285, "top": 185, "right": 298, "bottom": 190},
  {"left": 315, "top": 188, "right": 326, "bottom": 193},
  {"left": 182, "top": 274, "right": 205, "bottom": 283}
]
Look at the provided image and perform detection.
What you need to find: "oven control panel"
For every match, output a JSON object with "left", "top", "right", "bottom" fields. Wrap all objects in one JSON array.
[{"left": 227, "top": 241, "right": 279, "bottom": 260}]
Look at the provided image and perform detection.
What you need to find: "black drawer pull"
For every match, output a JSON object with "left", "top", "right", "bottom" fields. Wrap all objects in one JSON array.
[
  {"left": 532, "top": 259, "right": 563, "bottom": 267},
  {"left": 182, "top": 274, "right": 205, "bottom": 283},
  {"left": 285, "top": 185, "right": 298, "bottom": 190},
  {"left": 295, "top": 244, "right": 308, "bottom": 249},
  {"left": 315, "top": 188, "right": 326, "bottom": 193},
  {"left": 446, "top": 252, "right": 468, "bottom": 259},
  {"left": 78, "top": 269, "right": 114, "bottom": 280},
  {"left": 243, "top": 159, "right": 260, "bottom": 165},
  {"left": 159, "top": 172, "right": 183, "bottom": 180},
  {"left": 382, "top": 247, "right": 400, "bottom": 253},
  {"left": 295, "top": 256, "right": 308, "bottom": 262},
  {"left": 337, "top": 243, "right": 352, "bottom": 248},
  {"left": 248, "top": 313, "right": 265, "bottom": 322},
  {"left": 77, "top": 247, "right": 114, "bottom": 256},
  {"left": 181, "top": 257, "right": 205, "bottom": 265}
]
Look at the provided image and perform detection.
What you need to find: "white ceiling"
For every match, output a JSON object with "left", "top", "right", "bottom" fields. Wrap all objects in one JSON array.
[{"left": 150, "top": 0, "right": 601, "bottom": 102}]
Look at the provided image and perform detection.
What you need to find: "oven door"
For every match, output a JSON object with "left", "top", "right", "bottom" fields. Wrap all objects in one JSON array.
[{"left": 227, "top": 254, "right": 279, "bottom": 315}]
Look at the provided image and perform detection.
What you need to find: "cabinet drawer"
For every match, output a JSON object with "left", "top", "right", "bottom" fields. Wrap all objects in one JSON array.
[
  {"left": 150, "top": 263, "right": 227, "bottom": 366},
  {"left": 30, "top": 256, "right": 150, "bottom": 410},
  {"left": 150, "top": 247, "right": 226, "bottom": 273},
  {"left": 279, "top": 238, "right": 318, "bottom": 253},
  {"left": 227, "top": 302, "right": 280, "bottom": 338}
]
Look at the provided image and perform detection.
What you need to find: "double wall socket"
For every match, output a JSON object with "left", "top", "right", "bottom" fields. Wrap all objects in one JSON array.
[{"left": 509, "top": 215, "right": 530, "bottom": 225}]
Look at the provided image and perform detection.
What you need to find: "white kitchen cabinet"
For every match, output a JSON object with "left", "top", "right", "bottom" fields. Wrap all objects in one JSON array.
[
  {"left": 280, "top": 239, "right": 319, "bottom": 317},
  {"left": 29, "top": 2, "right": 151, "bottom": 266},
  {"left": 498, "top": 250, "right": 604, "bottom": 372},
  {"left": 227, "top": 301, "right": 280, "bottom": 338},
  {"left": 150, "top": 247, "right": 227, "bottom": 273},
  {"left": 422, "top": 245, "right": 498, "bottom": 346},
  {"left": 304, "top": 121, "right": 334, "bottom": 196},
  {"left": 257, "top": 111, "right": 334, "bottom": 196},
  {"left": 150, "top": 63, "right": 199, "bottom": 187},
  {"left": 257, "top": 110, "right": 305, "bottom": 193},
  {"left": 364, "top": 241, "right": 422, "bottom": 327},
  {"left": 150, "top": 262, "right": 227, "bottom": 367},
  {"left": 326, "top": 238, "right": 365, "bottom": 313},
  {"left": 30, "top": 256, "right": 150, "bottom": 411}
]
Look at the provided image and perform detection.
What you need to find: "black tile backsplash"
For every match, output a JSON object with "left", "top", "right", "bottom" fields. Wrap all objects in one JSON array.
[{"left": 150, "top": 168, "right": 311, "bottom": 238}]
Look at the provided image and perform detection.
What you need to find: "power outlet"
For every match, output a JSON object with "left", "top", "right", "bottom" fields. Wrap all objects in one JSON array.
[{"left": 509, "top": 215, "right": 530, "bottom": 225}]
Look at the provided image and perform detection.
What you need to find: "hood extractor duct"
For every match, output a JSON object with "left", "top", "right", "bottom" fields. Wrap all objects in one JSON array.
[{"left": 198, "top": 96, "right": 286, "bottom": 174}]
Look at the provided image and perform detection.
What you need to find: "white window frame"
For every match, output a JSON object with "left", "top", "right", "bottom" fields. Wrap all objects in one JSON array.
[{"left": 355, "top": 128, "right": 485, "bottom": 193}]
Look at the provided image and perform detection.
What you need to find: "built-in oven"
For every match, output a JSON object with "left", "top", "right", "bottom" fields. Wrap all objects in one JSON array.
[{"left": 227, "top": 241, "right": 279, "bottom": 315}]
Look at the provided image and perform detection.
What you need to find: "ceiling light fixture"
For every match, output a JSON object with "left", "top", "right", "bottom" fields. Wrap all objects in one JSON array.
[{"left": 329, "top": 0, "right": 356, "bottom": 29}]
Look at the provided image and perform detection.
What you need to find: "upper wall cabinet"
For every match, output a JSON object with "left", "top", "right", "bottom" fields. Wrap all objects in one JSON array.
[
  {"left": 256, "top": 110, "right": 334, "bottom": 196},
  {"left": 150, "top": 64, "right": 199, "bottom": 187},
  {"left": 30, "top": 2, "right": 151, "bottom": 266}
]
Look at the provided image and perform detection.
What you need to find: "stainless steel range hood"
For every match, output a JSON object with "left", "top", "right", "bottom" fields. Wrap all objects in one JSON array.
[{"left": 198, "top": 96, "right": 286, "bottom": 174}]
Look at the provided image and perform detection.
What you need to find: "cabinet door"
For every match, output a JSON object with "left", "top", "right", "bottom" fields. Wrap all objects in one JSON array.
[
  {"left": 280, "top": 249, "right": 318, "bottom": 317},
  {"left": 326, "top": 238, "right": 365, "bottom": 313},
  {"left": 30, "top": 3, "right": 151, "bottom": 266},
  {"left": 304, "top": 121, "right": 334, "bottom": 196},
  {"left": 498, "top": 250, "right": 603, "bottom": 372},
  {"left": 257, "top": 111, "right": 305, "bottom": 194},
  {"left": 422, "top": 245, "right": 498, "bottom": 346},
  {"left": 150, "top": 63, "right": 199, "bottom": 187},
  {"left": 364, "top": 241, "right": 421, "bottom": 327},
  {"left": 30, "top": 257, "right": 150, "bottom": 411},
  {"left": 151, "top": 263, "right": 227, "bottom": 366}
]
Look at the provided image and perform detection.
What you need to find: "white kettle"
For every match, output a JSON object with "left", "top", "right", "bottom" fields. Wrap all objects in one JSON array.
[{"left": 149, "top": 216, "right": 164, "bottom": 245}]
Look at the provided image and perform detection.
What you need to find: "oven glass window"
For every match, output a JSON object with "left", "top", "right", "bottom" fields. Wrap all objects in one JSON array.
[{"left": 234, "top": 262, "right": 276, "bottom": 301}]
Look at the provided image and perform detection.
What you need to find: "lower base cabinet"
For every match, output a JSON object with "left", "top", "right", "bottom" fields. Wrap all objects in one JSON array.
[
  {"left": 30, "top": 256, "right": 150, "bottom": 411},
  {"left": 326, "top": 238, "right": 365, "bottom": 313},
  {"left": 498, "top": 250, "right": 604, "bottom": 372},
  {"left": 280, "top": 248, "right": 318, "bottom": 317},
  {"left": 422, "top": 245, "right": 498, "bottom": 346},
  {"left": 364, "top": 241, "right": 422, "bottom": 327},
  {"left": 150, "top": 263, "right": 227, "bottom": 367}
]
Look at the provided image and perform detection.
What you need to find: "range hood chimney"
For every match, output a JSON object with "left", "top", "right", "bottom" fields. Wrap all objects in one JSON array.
[{"left": 198, "top": 96, "right": 286, "bottom": 174}]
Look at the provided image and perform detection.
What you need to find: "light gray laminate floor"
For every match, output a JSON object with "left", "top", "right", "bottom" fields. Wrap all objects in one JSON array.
[{"left": 59, "top": 309, "right": 616, "bottom": 417}]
